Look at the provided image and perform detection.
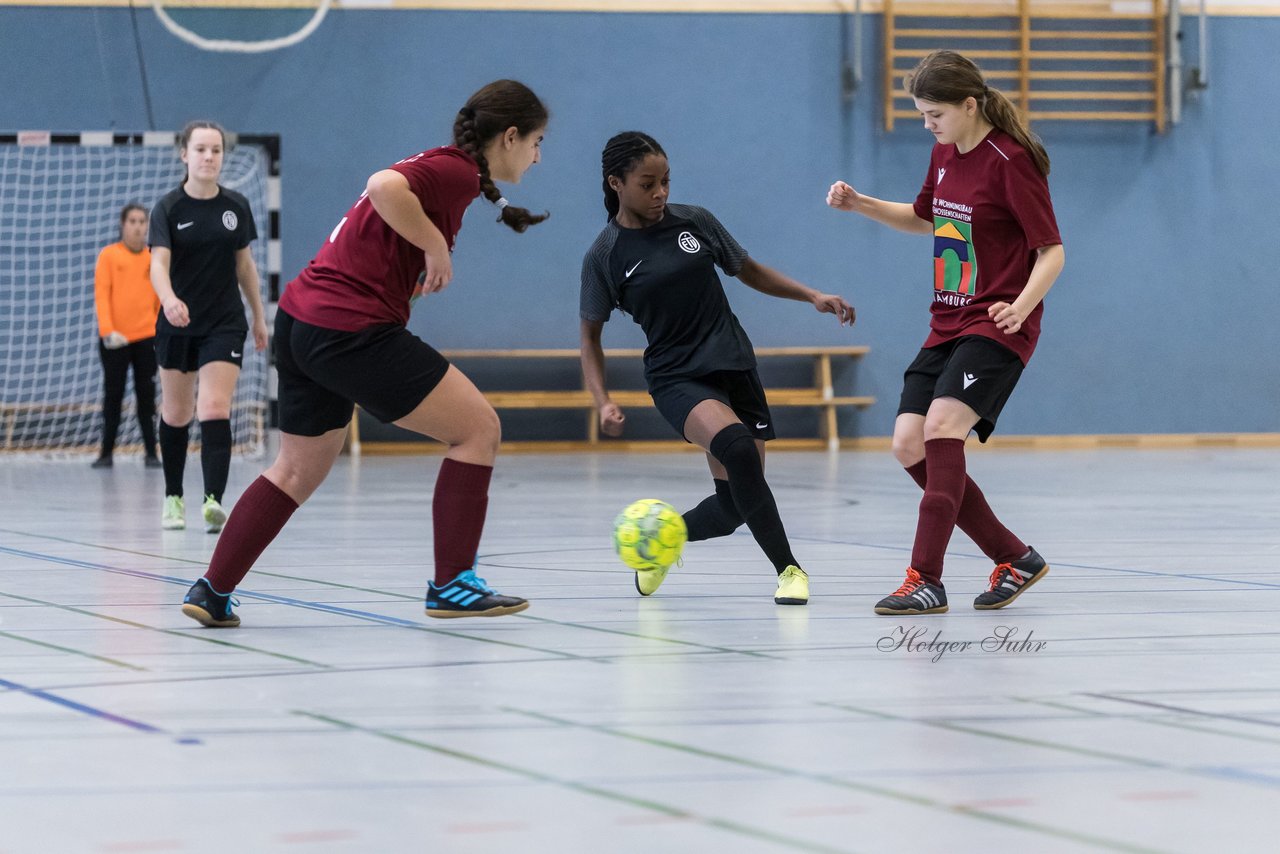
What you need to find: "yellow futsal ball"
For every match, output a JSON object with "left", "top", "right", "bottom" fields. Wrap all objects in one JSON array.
[{"left": 612, "top": 499, "right": 688, "bottom": 571}]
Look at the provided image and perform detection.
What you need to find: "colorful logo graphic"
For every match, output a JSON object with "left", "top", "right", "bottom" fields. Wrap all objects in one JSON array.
[{"left": 933, "top": 217, "right": 977, "bottom": 295}]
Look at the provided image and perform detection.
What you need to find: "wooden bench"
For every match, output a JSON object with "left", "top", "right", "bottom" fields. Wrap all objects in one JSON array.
[{"left": 353, "top": 346, "right": 873, "bottom": 453}]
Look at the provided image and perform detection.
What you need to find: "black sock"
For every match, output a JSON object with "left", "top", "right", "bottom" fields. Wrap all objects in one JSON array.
[
  {"left": 709, "top": 423, "right": 797, "bottom": 574},
  {"left": 199, "top": 418, "right": 232, "bottom": 503},
  {"left": 683, "top": 479, "right": 743, "bottom": 542},
  {"left": 159, "top": 419, "right": 190, "bottom": 497}
]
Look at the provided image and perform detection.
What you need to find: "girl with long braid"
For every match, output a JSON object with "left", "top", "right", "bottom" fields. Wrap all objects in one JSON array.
[
  {"left": 180, "top": 80, "right": 548, "bottom": 627},
  {"left": 581, "top": 132, "right": 855, "bottom": 605},
  {"left": 827, "top": 50, "right": 1064, "bottom": 615}
]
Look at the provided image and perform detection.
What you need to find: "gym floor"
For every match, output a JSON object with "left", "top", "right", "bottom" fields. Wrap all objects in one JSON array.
[{"left": 1, "top": 447, "right": 1276, "bottom": 853}]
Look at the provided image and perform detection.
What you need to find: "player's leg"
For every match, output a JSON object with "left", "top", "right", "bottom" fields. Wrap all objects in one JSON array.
[
  {"left": 94, "top": 341, "right": 129, "bottom": 467},
  {"left": 130, "top": 339, "right": 160, "bottom": 465},
  {"left": 681, "top": 450, "right": 743, "bottom": 542},
  {"left": 157, "top": 343, "right": 198, "bottom": 528},
  {"left": 182, "top": 427, "right": 346, "bottom": 628},
  {"left": 194, "top": 338, "right": 242, "bottom": 533},
  {"left": 182, "top": 312, "right": 357, "bottom": 627},
  {"left": 392, "top": 366, "right": 527, "bottom": 618},
  {"left": 684, "top": 399, "right": 808, "bottom": 604}
]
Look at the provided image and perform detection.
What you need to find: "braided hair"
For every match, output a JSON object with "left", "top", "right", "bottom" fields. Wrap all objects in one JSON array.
[
  {"left": 905, "top": 50, "right": 1050, "bottom": 177},
  {"left": 451, "top": 80, "right": 549, "bottom": 233},
  {"left": 600, "top": 131, "right": 666, "bottom": 222}
]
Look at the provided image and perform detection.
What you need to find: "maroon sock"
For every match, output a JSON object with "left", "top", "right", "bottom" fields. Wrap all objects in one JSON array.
[
  {"left": 905, "top": 461, "right": 1025, "bottom": 564},
  {"left": 909, "top": 438, "right": 967, "bottom": 585},
  {"left": 203, "top": 476, "right": 299, "bottom": 593},
  {"left": 433, "top": 458, "right": 493, "bottom": 586}
]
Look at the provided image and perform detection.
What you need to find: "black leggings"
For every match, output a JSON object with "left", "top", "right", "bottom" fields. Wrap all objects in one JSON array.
[{"left": 99, "top": 338, "right": 157, "bottom": 456}]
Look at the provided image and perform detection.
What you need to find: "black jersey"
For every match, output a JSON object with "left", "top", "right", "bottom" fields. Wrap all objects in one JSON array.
[
  {"left": 149, "top": 186, "right": 257, "bottom": 337},
  {"left": 580, "top": 203, "right": 754, "bottom": 384}
]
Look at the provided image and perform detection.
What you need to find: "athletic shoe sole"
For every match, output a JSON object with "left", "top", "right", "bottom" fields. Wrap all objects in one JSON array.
[
  {"left": 424, "top": 601, "right": 530, "bottom": 619},
  {"left": 974, "top": 565, "right": 1050, "bottom": 610},
  {"left": 874, "top": 603, "right": 949, "bottom": 615},
  {"left": 180, "top": 603, "right": 240, "bottom": 628}
]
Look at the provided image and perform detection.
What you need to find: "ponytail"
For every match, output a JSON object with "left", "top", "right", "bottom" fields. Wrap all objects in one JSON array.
[
  {"left": 451, "top": 81, "right": 550, "bottom": 233},
  {"left": 981, "top": 88, "right": 1051, "bottom": 177}
]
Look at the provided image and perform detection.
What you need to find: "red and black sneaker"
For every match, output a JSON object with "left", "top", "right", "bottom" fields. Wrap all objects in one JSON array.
[
  {"left": 973, "top": 546, "right": 1049, "bottom": 610},
  {"left": 874, "top": 567, "right": 948, "bottom": 615}
]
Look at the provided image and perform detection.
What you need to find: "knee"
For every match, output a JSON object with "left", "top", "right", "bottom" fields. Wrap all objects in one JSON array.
[
  {"left": 892, "top": 434, "right": 924, "bottom": 467},
  {"left": 710, "top": 424, "right": 760, "bottom": 474}
]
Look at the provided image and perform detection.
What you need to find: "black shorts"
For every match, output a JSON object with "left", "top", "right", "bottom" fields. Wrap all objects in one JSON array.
[
  {"left": 155, "top": 328, "right": 246, "bottom": 372},
  {"left": 649, "top": 369, "right": 776, "bottom": 442},
  {"left": 897, "top": 335, "right": 1024, "bottom": 442},
  {"left": 275, "top": 309, "right": 451, "bottom": 437}
]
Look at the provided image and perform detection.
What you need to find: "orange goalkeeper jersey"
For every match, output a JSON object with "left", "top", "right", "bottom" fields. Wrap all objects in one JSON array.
[{"left": 94, "top": 242, "right": 159, "bottom": 342}]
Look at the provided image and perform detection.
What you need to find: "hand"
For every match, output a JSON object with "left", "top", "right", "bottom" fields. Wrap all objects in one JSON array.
[
  {"left": 102, "top": 331, "right": 129, "bottom": 350},
  {"left": 812, "top": 293, "right": 856, "bottom": 326},
  {"left": 252, "top": 317, "right": 269, "bottom": 351},
  {"left": 599, "top": 402, "right": 626, "bottom": 437},
  {"left": 162, "top": 296, "right": 190, "bottom": 327},
  {"left": 988, "top": 301, "right": 1027, "bottom": 334},
  {"left": 421, "top": 248, "right": 453, "bottom": 295},
  {"left": 826, "top": 180, "right": 861, "bottom": 211}
]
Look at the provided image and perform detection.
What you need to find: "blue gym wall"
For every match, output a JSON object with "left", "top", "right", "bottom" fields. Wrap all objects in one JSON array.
[{"left": 2, "top": 6, "right": 1276, "bottom": 437}]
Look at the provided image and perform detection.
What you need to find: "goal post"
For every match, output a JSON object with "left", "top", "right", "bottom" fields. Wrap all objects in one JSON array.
[{"left": 0, "top": 130, "right": 280, "bottom": 457}]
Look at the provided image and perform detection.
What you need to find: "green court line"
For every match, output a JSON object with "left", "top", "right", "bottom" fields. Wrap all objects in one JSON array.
[
  {"left": 293, "top": 710, "right": 858, "bottom": 854},
  {"left": 504, "top": 706, "right": 1168, "bottom": 854},
  {"left": 821, "top": 701, "right": 1167, "bottom": 768},
  {"left": 0, "top": 629, "right": 146, "bottom": 671},
  {"left": 0, "top": 590, "right": 331, "bottom": 669},
  {"left": 1012, "top": 696, "right": 1280, "bottom": 747}
]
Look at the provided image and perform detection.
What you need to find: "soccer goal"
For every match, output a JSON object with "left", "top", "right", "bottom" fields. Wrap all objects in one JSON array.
[{"left": 0, "top": 131, "right": 280, "bottom": 457}]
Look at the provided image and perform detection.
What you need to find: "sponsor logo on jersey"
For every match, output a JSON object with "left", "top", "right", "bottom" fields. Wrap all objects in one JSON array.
[
  {"left": 177, "top": 221, "right": 194, "bottom": 231},
  {"left": 932, "top": 215, "right": 977, "bottom": 301},
  {"left": 625, "top": 260, "right": 643, "bottom": 278},
  {"left": 677, "top": 231, "right": 700, "bottom": 254},
  {"left": 222, "top": 211, "right": 238, "bottom": 231}
]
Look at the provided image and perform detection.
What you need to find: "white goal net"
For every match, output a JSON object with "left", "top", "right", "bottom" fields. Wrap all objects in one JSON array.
[{"left": 0, "top": 131, "right": 279, "bottom": 458}]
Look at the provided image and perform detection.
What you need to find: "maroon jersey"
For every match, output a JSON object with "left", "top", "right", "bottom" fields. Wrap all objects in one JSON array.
[
  {"left": 280, "top": 146, "right": 481, "bottom": 331},
  {"left": 912, "top": 128, "right": 1061, "bottom": 364}
]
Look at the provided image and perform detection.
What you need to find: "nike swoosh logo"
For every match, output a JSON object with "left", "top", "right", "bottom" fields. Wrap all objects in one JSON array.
[
  {"left": 963, "top": 373, "right": 977, "bottom": 389},
  {"left": 177, "top": 222, "right": 194, "bottom": 230},
  {"left": 230, "top": 351, "right": 241, "bottom": 358},
  {"left": 755, "top": 421, "right": 768, "bottom": 430},
  {"left": 625, "top": 261, "right": 643, "bottom": 278}
]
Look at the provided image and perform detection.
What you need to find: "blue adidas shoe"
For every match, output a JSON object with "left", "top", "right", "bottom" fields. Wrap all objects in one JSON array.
[
  {"left": 425, "top": 569, "right": 529, "bottom": 619},
  {"left": 181, "top": 578, "right": 241, "bottom": 627}
]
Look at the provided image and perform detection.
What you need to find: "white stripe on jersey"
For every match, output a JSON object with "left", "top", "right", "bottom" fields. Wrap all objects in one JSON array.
[{"left": 986, "top": 139, "right": 1010, "bottom": 161}]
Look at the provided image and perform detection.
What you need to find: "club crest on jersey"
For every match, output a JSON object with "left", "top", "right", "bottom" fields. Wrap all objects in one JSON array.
[
  {"left": 222, "top": 211, "right": 238, "bottom": 231},
  {"left": 677, "top": 231, "right": 700, "bottom": 254}
]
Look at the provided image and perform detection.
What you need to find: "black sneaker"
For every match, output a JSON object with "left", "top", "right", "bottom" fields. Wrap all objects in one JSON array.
[
  {"left": 90, "top": 455, "right": 113, "bottom": 469},
  {"left": 874, "top": 568, "right": 948, "bottom": 615},
  {"left": 974, "top": 547, "right": 1049, "bottom": 610},
  {"left": 181, "top": 578, "right": 241, "bottom": 627},
  {"left": 425, "top": 569, "right": 529, "bottom": 619}
]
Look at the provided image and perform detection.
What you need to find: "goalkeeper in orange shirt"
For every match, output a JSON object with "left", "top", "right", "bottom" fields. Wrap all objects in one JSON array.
[{"left": 92, "top": 203, "right": 161, "bottom": 468}]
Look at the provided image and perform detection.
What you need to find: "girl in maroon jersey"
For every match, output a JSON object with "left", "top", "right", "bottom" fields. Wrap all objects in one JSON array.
[
  {"left": 180, "top": 80, "right": 548, "bottom": 627},
  {"left": 827, "top": 50, "right": 1065, "bottom": 615}
]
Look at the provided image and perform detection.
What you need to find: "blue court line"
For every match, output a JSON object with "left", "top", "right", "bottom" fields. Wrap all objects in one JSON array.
[
  {"left": 0, "top": 544, "right": 590, "bottom": 660},
  {"left": 0, "top": 675, "right": 168, "bottom": 736}
]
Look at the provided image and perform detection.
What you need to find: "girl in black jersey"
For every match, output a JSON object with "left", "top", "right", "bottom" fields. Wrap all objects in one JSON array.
[
  {"left": 580, "top": 132, "right": 855, "bottom": 605},
  {"left": 150, "top": 121, "right": 268, "bottom": 533}
]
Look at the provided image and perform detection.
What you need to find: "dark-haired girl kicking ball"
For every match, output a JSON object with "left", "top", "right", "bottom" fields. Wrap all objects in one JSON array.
[{"left": 580, "top": 131, "right": 855, "bottom": 606}]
